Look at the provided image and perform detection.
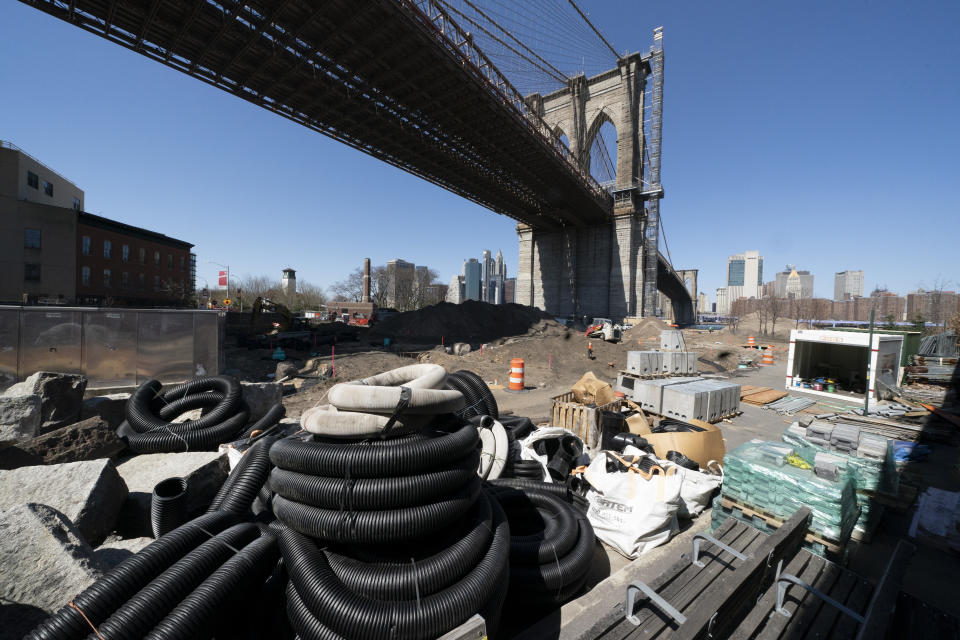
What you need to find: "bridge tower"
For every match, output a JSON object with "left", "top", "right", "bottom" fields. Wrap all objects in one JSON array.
[{"left": 516, "top": 48, "right": 655, "bottom": 321}]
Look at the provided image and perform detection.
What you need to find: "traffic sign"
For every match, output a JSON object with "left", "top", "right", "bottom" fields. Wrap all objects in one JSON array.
[{"left": 223, "top": 298, "right": 232, "bottom": 306}]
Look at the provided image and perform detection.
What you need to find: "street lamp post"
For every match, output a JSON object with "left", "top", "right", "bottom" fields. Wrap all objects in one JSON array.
[{"left": 208, "top": 261, "right": 233, "bottom": 310}]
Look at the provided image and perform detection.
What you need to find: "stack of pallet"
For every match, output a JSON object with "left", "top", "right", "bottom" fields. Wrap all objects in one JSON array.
[{"left": 740, "top": 385, "right": 789, "bottom": 406}]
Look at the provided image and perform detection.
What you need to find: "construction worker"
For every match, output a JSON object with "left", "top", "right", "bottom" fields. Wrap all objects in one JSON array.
[{"left": 587, "top": 341, "right": 594, "bottom": 360}]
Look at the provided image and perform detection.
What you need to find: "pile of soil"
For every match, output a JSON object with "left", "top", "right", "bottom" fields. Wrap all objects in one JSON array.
[{"left": 370, "top": 301, "right": 557, "bottom": 343}]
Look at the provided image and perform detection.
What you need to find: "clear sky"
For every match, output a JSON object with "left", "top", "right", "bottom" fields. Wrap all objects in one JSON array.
[{"left": 1, "top": 1, "right": 957, "bottom": 301}]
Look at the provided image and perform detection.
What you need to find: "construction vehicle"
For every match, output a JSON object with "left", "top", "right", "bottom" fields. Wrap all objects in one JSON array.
[{"left": 243, "top": 297, "right": 315, "bottom": 349}]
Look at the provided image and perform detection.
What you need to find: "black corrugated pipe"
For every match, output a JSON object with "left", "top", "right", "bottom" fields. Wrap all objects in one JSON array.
[
  {"left": 143, "top": 533, "right": 280, "bottom": 640},
  {"left": 25, "top": 511, "right": 239, "bottom": 640},
  {"left": 454, "top": 370, "right": 499, "bottom": 418},
  {"left": 117, "top": 376, "right": 250, "bottom": 453},
  {"left": 281, "top": 492, "right": 510, "bottom": 640},
  {"left": 242, "top": 402, "right": 286, "bottom": 439},
  {"left": 207, "top": 435, "right": 279, "bottom": 514},
  {"left": 88, "top": 523, "right": 261, "bottom": 640},
  {"left": 151, "top": 477, "right": 189, "bottom": 538},
  {"left": 444, "top": 370, "right": 498, "bottom": 419}
]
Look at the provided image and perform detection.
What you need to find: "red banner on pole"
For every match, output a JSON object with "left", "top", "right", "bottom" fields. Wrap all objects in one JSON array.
[{"left": 218, "top": 271, "right": 227, "bottom": 287}]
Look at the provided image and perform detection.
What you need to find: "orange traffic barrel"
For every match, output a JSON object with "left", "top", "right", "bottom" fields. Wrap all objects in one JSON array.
[
  {"left": 509, "top": 358, "right": 525, "bottom": 391},
  {"left": 761, "top": 347, "right": 774, "bottom": 366},
  {"left": 747, "top": 335, "right": 756, "bottom": 346}
]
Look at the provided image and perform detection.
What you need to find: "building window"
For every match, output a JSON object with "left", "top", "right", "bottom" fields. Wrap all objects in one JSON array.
[
  {"left": 154, "top": 251, "right": 160, "bottom": 266},
  {"left": 138, "top": 273, "right": 145, "bottom": 289},
  {"left": 72, "top": 197, "right": 81, "bottom": 210},
  {"left": 103, "top": 269, "right": 111, "bottom": 288},
  {"left": 104, "top": 240, "right": 112, "bottom": 259},
  {"left": 139, "top": 247, "right": 146, "bottom": 264},
  {"left": 81, "top": 235, "right": 91, "bottom": 255},
  {"left": 153, "top": 275, "right": 160, "bottom": 290},
  {"left": 167, "top": 253, "right": 173, "bottom": 268},
  {"left": 27, "top": 171, "right": 39, "bottom": 189},
  {"left": 122, "top": 244, "right": 130, "bottom": 262},
  {"left": 180, "top": 256, "right": 185, "bottom": 272},
  {"left": 24, "top": 228, "right": 41, "bottom": 249},
  {"left": 24, "top": 263, "right": 41, "bottom": 282},
  {"left": 81, "top": 266, "right": 91, "bottom": 286},
  {"left": 42, "top": 180, "right": 53, "bottom": 197},
  {"left": 121, "top": 272, "right": 129, "bottom": 288}
]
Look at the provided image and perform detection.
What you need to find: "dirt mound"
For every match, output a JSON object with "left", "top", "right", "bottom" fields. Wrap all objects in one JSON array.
[{"left": 370, "top": 301, "right": 557, "bottom": 343}]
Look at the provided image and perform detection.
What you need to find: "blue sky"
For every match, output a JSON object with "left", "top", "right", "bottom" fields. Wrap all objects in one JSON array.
[{"left": 1, "top": 1, "right": 957, "bottom": 301}]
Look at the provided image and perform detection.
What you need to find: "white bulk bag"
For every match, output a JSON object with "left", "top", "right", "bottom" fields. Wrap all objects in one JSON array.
[
  {"left": 623, "top": 447, "right": 723, "bottom": 519},
  {"left": 518, "top": 427, "right": 587, "bottom": 483},
  {"left": 582, "top": 451, "right": 683, "bottom": 558}
]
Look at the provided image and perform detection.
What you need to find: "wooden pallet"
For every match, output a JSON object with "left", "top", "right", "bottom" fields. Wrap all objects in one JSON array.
[
  {"left": 741, "top": 388, "right": 789, "bottom": 406},
  {"left": 858, "top": 483, "right": 917, "bottom": 514},
  {"left": 720, "top": 496, "right": 845, "bottom": 556},
  {"left": 619, "top": 369, "right": 690, "bottom": 380}
]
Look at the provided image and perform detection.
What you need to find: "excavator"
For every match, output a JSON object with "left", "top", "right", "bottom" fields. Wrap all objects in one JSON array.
[{"left": 243, "top": 297, "right": 313, "bottom": 349}]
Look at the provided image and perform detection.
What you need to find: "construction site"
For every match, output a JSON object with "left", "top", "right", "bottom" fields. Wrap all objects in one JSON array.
[{"left": 2, "top": 1, "right": 959, "bottom": 639}]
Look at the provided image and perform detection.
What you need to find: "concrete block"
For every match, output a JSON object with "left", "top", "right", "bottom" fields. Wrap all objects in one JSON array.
[
  {"left": 80, "top": 393, "right": 131, "bottom": 430},
  {"left": 0, "top": 394, "right": 42, "bottom": 446},
  {"left": 0, "top": 503, "right": 104, "bottom": 634},
  {"left": 661, "top": 383, "right": 709, "bottom": 422},
  {"left": 3, "top": 372, "right": 88, "bottom": 432},
  {"left": 94, "top": 536, "right": 153, "bottom": 570},
  {"left": 660, "top": 330, "right": 686, "bottom": 352},
  {"left": 115, "top": 451, "right": 228, "bottom": 538},
  {"left": 20, "top": 416, "right": 127, "bottom": 465},
  {"left": 663, "top": 352, "right": 697, "bottom": 375},
  {"left": 626, "top": 351, "right": 662, "bottom": 375},
  {"left": 240, "top": 381, "right": 282, "bottom": 424},
  {"left": 0, "top": 459, "right": 127, "bottom": 546},
  {"left": 633, "top": 377, "right": 700, "bottom": 415}
]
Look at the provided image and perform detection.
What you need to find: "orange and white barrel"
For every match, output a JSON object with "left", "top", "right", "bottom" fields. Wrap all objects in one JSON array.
[
  {"left": 747, "top": 335, "right": 756, "bottom": 346},
  {"left": 761, "top": 347, "right": 774, "bottom": 366},
  {"left": 509, "top": 358, "right": 525, "bottom": 391}
]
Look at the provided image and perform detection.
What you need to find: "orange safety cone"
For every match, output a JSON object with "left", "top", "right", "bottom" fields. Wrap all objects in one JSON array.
[
  {"left": 761, "top": 347, "right": 774, "bottom": 366},
  {"left": 509, "top": 358, "right": 525, "bottom": 391},
  {"left": 747, "top": 335, "right": 756, "bottom": 347}
]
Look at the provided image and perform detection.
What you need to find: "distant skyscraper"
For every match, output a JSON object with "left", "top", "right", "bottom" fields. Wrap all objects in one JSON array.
[
  {"left": 446, "top": 275, "right": 463, "bottom": 304},
  {"left": 834, "top": 270, "right": 864, "bottom": 301},
  {"left": 464, "top": 259, "right": 481, "bottom": 301},
  {"left": 726, "top": 250, "right": 763, "bottom": 299},
  {"left": 774, "top": 265, "right": 814, "bottom": 299},
  {"left": 385, "top": 259, "right": 416, "bottom": 308}
]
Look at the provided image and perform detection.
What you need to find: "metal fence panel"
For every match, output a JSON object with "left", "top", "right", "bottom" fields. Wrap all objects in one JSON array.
[
  {"left": 84, "top": 310, "right": 138, "bottom": 388},
  {"left": 19, "top": 309, "right": 83, "bottom": 378},
  {"left": 137, "top": 312, "right": 194, "bottom": 384},
  {"left": 193, "top": 312, "right": 219, "bottom": 377},
  {"left": 0, "top": 308, "right": 19, "bottom": 389}
]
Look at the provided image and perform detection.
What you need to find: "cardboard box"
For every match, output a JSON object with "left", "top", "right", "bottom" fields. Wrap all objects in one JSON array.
[{"left": 630, "top": 419, "right": 726, "bottom": 470}]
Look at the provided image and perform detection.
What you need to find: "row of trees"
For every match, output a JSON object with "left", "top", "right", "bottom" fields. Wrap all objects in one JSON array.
[
  {"left": 211, "top": 275, "right": 328, "bottom": 312},
  {"left": 329, "top": 265, "right": 443, "bottom": 312},
  {"left": 728, "top": 297, "right": 833, "bottom": 336}
]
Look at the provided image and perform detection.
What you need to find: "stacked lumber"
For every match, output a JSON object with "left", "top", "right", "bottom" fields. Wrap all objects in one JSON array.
[{"left": 740, "top": 385, "right": 789, "bottom": 406}]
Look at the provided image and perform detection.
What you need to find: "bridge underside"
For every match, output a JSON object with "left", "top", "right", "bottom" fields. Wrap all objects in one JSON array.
[
  {"left": 517, "top": 218, "right": 694, "bottom": 324},
  {"left": 25, "top": 0, "right": 610, "bottom": 230}
]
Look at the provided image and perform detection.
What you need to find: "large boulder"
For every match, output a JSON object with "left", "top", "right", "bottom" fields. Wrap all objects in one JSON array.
[
  {"left": 0, "top": 445, "right": 43, "bottom": 471},
  {"left": 0, "top": 459, "right": 128, "bottom": 545},
  {"left": 20, "top": 416, "right": 126, "bottom": 465},
  {"left": 0, "top": 394, "right": 42, "bottom": 446},
  {"left": 80, "top": 393, "right": 131, "bottom": 430},
  {"left": 3, "top": 372, "right": 88, "bottom": 432},
  {"left": 241, "top": 381, "right": 283, "bottom": 423},
  {"left": 0, "top": 503, "right": 104, "bottom": 638},
  {"left": 115, "top": 451, "right": 229, "bottom": 538}
]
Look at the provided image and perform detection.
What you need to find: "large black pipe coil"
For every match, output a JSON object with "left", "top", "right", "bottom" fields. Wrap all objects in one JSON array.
[
  {"left": 25, "top": 511, "right": 240, "bottom": 640},
  {"left": 118, "top": 376, "right": 250, "bottom": 453},
  {"left": 445, "top": 370, "right": 498, "bottom": 419},
  {"left": 281, "top": 491, "right": 510, "bottom": 640},
  {"left": 488, "top": 485, "right": 595, "bottom": 605}
]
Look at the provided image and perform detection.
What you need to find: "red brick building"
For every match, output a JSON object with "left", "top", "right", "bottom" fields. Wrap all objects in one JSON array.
[{"left": 76, "top": 213, "right": 194, "bottom": 306}]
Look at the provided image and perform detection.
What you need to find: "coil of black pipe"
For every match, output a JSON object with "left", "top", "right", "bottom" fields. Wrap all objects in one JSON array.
[
  {"left": 25, "top": 511, "right": 240, "bottom": 640},
  {"left": 445, "top": 370, "right": 498, "bottom": 419},
  {"left": 488, "top": 485, "right": 595, "bottom": 605},
  {"left": 117, "top": 376, "right": 250, "bottom": 453},
  {"left": 281, "top": 491, "right": 510, "bottom": 640},
  {"left": 143, "top": 533, "right": 280, "bottom": 640}
]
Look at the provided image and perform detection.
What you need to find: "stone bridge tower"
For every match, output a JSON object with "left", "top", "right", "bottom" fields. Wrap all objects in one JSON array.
[{"left": 516, "top": 52, "right": 652, "bottom": 321}]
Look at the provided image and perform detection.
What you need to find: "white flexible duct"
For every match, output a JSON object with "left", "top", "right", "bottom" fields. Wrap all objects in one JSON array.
[
  {"left": 300, "top": 405, "right": 434, "bottom": 437},
  {"left": 475, "top": 416, "right": 509, "bottom": 481},
  {"left": 328, "top": 364, "right": 464, "bottom": 415}
]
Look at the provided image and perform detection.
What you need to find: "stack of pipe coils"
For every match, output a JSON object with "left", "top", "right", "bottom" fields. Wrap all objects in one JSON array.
[
  {"left": 271, "top": 364, "right": 511, "bottom": 639},
  {"left": 117, "top": 376, "right": 252, "bottom": 453},
  {"left": 487, "top": 483, "right": 595, "bottom": 609},
  {"left": 446, "top": 369, "right": 499, "bottom": 419}
]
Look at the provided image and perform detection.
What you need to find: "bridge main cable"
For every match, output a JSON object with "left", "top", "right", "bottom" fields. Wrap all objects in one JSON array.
[{"left": 566, "top": 0, "right": 620, "bottom": 59}]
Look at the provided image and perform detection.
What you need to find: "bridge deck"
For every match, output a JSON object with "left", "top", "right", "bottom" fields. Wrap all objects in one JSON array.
[{"left": 31, "top": 0, "right": 613, "bottom": 229}]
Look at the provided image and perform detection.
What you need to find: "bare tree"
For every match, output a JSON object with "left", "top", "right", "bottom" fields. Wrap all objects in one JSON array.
[
  {"left": 728, "top": 298, "right": 746, "bottom": 334},
  {"left": 754, "top": 297, "right": 768, "bottom": 336},
  {"left": 329, "top": 268, "right": 364, "bottom": 302},
  {"left": 297, "top": 280, "right": 328, "bottom": 310},
  {"left": 767, "top": 296, "right": 784, "bottom": 337},
  {"left": 370, "top": 266, "right": 389, "bottom": 308},
  {"left": 929, "top": 276, "right": 952, "bottom": 332}
]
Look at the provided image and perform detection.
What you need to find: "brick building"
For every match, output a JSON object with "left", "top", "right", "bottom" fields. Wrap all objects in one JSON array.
[{"left": 76, "top": 213, "right": 194, "bottom": 306}]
